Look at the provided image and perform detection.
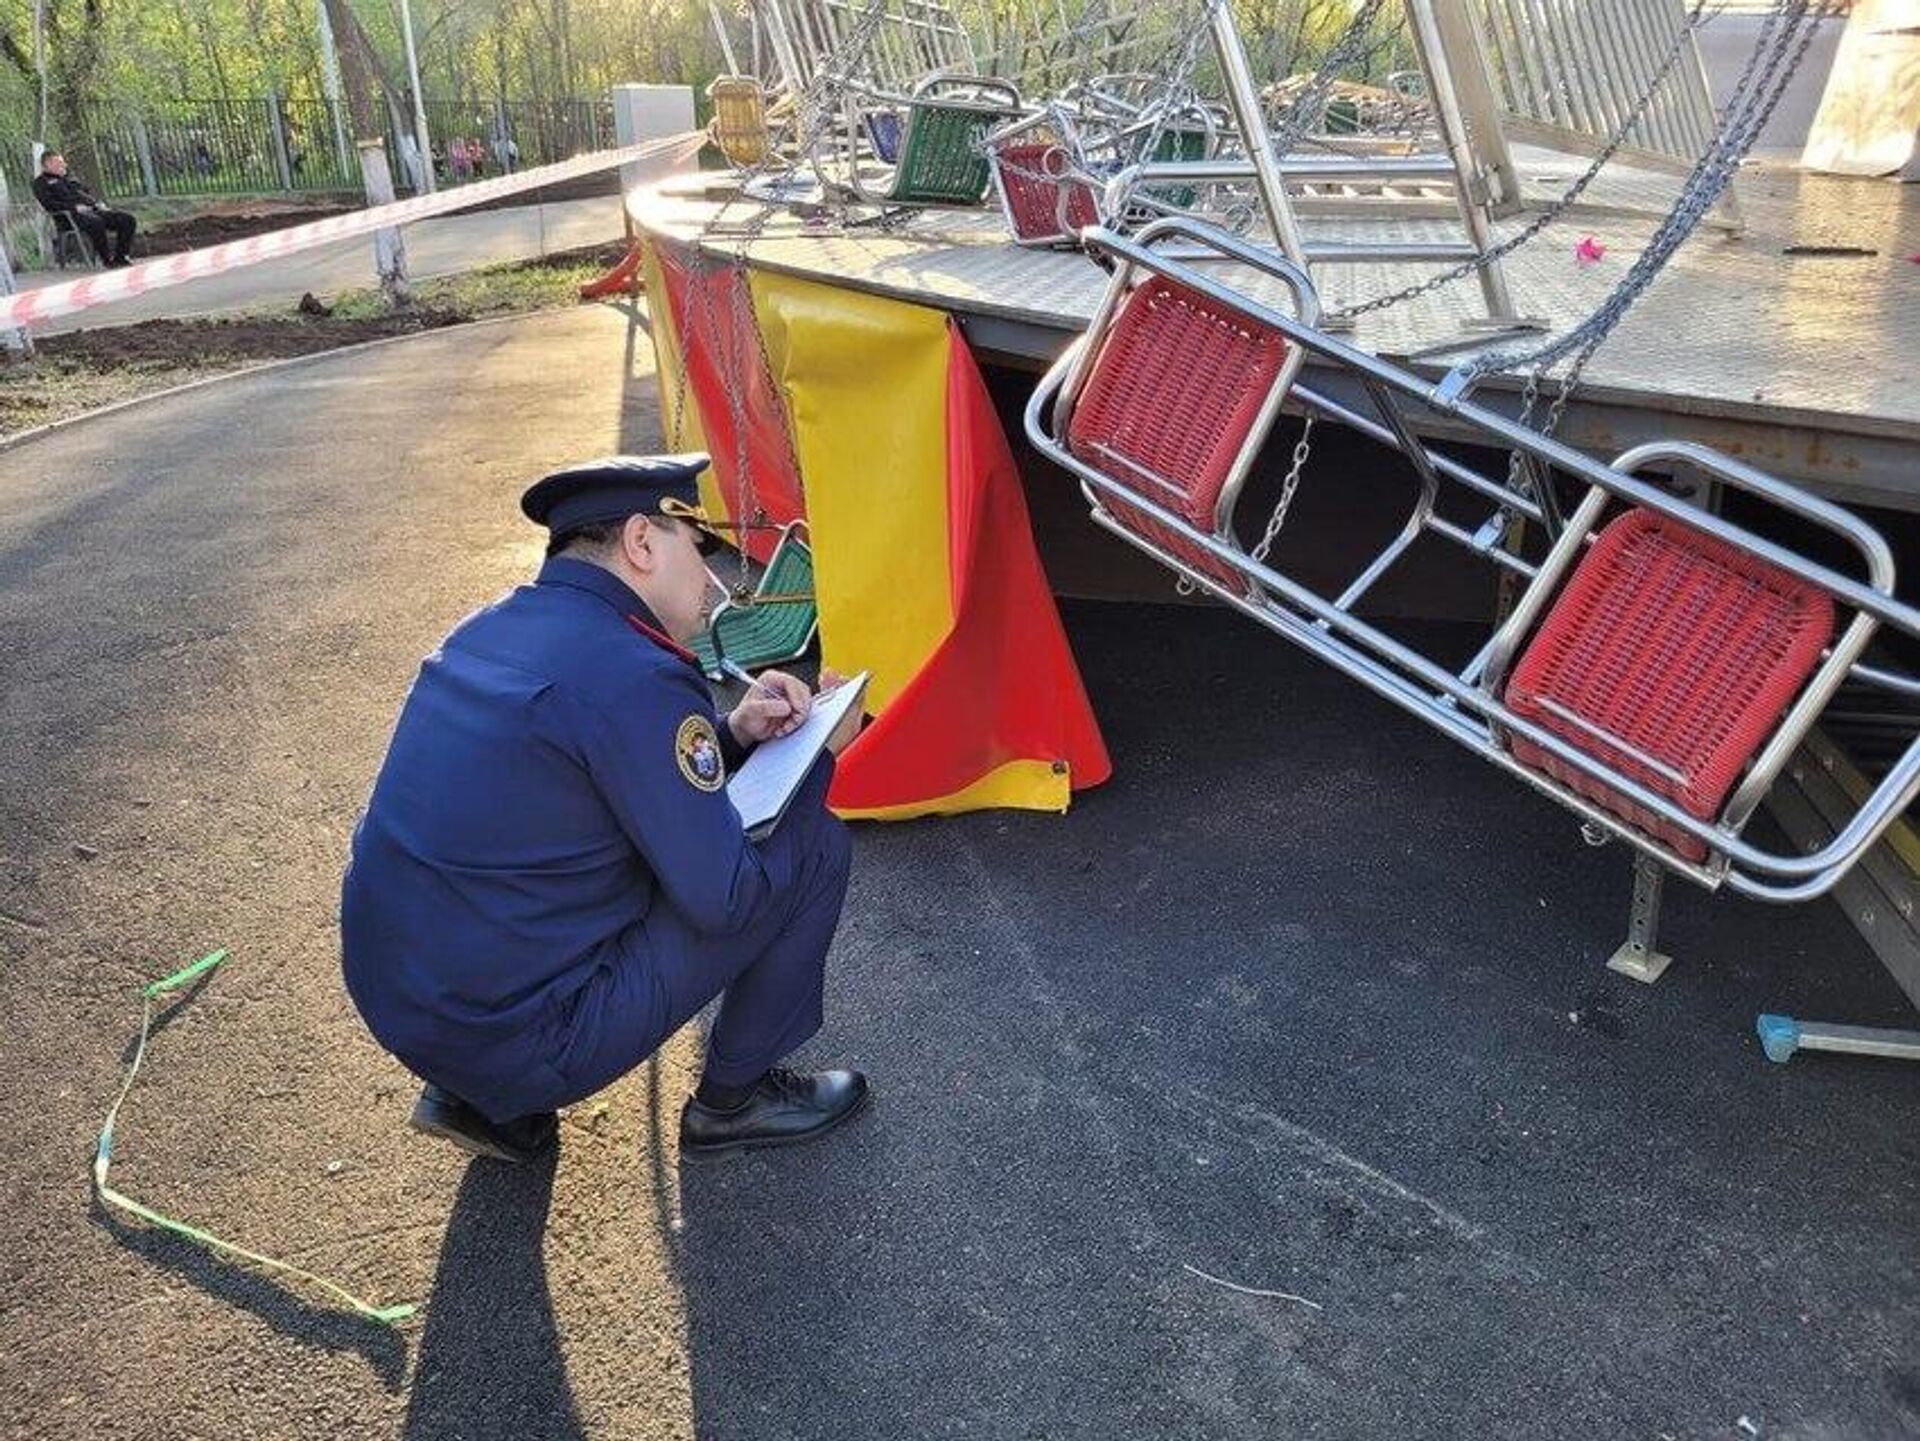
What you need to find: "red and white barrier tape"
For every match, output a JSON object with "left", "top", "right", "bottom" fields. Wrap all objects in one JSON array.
[{"left": 0, "top": 130, "right": 705, "bottom": 332}]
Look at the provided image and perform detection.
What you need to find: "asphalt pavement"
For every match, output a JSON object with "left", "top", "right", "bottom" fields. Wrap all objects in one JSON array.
[{"left": 1, "top": 302, "right": 1916, "bottom": 1441}]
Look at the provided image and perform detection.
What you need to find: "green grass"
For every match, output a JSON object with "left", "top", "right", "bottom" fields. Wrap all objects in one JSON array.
[
  {"left": 318, "top": 252, "right": 617, "bottom": 321},
  {"left": 1, "top": 243, "right": 630, "bottom": 437}
]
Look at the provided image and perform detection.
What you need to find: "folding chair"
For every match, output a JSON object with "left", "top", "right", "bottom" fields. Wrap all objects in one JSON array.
[{"left": 46, "top": 211, "right": 99, "bottom": 270}]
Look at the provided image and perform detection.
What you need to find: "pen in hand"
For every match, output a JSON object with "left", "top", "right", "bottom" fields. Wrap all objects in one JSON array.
[{"left": 725, "top": 663, "right": 812, "bottom": 738}]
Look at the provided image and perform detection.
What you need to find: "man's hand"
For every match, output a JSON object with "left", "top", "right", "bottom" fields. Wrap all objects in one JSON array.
[
  {"left": 818, "top": 668, "right": 865, "bottom": 755},
  {"left": 727, "top": 668, "right": 812, "bottom": 746}
]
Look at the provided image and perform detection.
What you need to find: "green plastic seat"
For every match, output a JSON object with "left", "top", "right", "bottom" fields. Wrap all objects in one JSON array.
[
  {"left": 889, "top": 103, "right": 1010, "bottom": 204},
  {"left": 691, "top": 525, "right": 818, "bottom": 680},
  {"left": 847, "top": 76, "right": 1023, "bottom": 208},
  {"left": 1142, "top": 123, "right": 1210, "bottom": 209}
]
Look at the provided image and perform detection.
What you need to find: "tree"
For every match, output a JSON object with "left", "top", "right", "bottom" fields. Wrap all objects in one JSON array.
[
  {"left": 321, "top": 0, "right": 410, "bottom": 303},
  {"left": 0, "top": 0, "right": 110, "bottom": 186}
]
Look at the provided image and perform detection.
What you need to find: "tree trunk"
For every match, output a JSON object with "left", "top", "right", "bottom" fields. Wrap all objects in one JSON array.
[
  {"left": 356, "top": 137, "right": 410, "bottom": 304},
  {"left": 319, "top": 0, "right": 410, "bottom": 306},
  {"left": 41, "top": 0, "right": 109, "bottom": 196}
]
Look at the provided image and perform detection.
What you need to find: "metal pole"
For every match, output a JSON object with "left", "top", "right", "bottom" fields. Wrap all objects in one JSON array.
[
  {"left": 1427, "top": 0, "right": 1521, "bottom": 215},
  {"left": 1608, "top": 853, "right": 1675, "bottom": 983},
  {"left": 0, "top": 172, "right": 31, "bottom": 356},
  {"left": 1758, "top": 1015, "right": 1920, "bottom": 1065},
  {"left": 1402, "top": 0, "right": 1517, "bottom": 321},
  {"left": 398, "top": 0, "right": 436, "bottom": 193},
  {"left": 708, "top": 0, "right": 743, "bottom": 75},
  {"left": 1203, "top": 0, "right": 1312, "bottom": 271}
]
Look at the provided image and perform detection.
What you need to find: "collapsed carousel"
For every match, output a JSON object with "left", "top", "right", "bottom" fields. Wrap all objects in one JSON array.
[{"left": 628, "top": 0, "right": 1920, "bottom": 1060}]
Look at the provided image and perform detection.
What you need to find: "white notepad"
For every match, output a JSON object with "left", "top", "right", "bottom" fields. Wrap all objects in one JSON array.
[{"left": 727, "top": 672, "right": 870, "bottom": 841}]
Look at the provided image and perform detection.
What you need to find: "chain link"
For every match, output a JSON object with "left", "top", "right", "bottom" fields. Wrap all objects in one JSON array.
[
  {"left": 1483, "top": 0, "right": 1836, "bottom": 518},
  {"left": 987, "top": 0, "right": 1393, "bottom": 230},
  {"left": 1329, "top": 0, "right": 1717, "bottom": 323},
  {"left": 1250, "top": 414, "right": 1317, "bottom": 562},
  {"left": 1263, "top": 0, "right": 1392, "bottom": 157},
  {"left": 1466, "top": 0, "right": 1835, "bottom": 384},
  {"left": 657, "top": 0, "right": 902, "bottom": 594}
]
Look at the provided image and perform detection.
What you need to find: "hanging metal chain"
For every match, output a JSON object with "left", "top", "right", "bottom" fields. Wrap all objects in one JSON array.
[
  {"left": 1465, "top": 0, "right": 1834, "bottom": 385},
  {"left": 700, "top": 0, "right": 894, "bottom": 240},
  {"left": 655, "top": 1, "right": 901, "bottom": 595},
  {"left": 1250, "top": 413, "right": 1317, "bottom": 562},
  {"left": 1102, "top": 0, "right": 1390, "bottom": 222},
  {"left": 974, "top": 0, "right": 1222, "bottom": 214},
  {"left": 1483, "top": 0, "right": 1835, "bottom": 519},
  {"left": 1264, "top": 0, "right": 1392, "bottom": 156},
  {"left": 1328, "top": 0, "right": 1717, "bottom": 323}
]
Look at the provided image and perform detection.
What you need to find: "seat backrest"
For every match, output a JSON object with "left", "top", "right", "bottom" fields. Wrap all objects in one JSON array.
[
  {"left": 1504, "top": 508, "right": 1835, "bottom": 862},
  {"left": 763, "top": 531, "right": 814, "bottom": 597},
  {"left": 992, "top": 141, "right": 1099, "bottom": 244},
  {"left": 710, "top": 534, "right": 817, "bottom": 667},
  {"left": 759, "top": 537, "right": 819, "bottom": 656},
  {"left": 892, "top": 101, "right": 1016, "bottom": 204},
  {"left": 708, "top": 77, "right": 771, "bottom": 168},
  {"left": 1137, "top": 125, "right": 1209, "bottom": 210},
  {"left": 1064, "top": 274, "right": 1293, "bottom": 595},
  {"left": 863, "top": 109, "right": 904, "bottom": 164}
]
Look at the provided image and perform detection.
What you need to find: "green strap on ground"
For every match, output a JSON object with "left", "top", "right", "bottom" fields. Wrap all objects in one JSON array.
[{"left": 94, "top": 948, "right": 417, "bottom": 1327}]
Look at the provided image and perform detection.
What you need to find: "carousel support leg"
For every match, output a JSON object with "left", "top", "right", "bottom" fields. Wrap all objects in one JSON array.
[{"left": 1608, "top": 853, "right": 1675, "bottom": 984}]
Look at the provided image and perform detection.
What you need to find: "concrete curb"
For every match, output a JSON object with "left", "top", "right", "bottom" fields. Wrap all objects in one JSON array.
[{"left": 0, "top": 299, "right": 650, "bottom": 456}]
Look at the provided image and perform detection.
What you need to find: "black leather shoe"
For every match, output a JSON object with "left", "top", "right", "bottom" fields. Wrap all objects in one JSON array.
[
  {"left": 409, "top": 1084, "right": 557, "bottom": 1163},
  {"left": 679, "top": 1067, "right": 869, "bottom": 1157}
]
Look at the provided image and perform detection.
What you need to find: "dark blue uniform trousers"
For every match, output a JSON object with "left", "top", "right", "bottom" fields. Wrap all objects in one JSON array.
[{"left": 521, "top": 759, "right": 852, "bottom": 1118}]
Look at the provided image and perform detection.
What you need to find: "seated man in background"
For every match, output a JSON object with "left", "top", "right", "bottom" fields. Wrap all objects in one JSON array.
[
  {"left": 31, "top": 151, "right": 137, "bottom": 267},
  {"left": 341, "top": 455, "right": 868, "bottom": 1163}
]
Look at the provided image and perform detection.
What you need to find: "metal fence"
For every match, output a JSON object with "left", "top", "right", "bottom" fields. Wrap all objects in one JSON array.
[
  {"left": 423, "top": 99, "right": 618, "bottom": 175},
  {"left": 13, "top": 95, "right": 619, "bottom": 204}
]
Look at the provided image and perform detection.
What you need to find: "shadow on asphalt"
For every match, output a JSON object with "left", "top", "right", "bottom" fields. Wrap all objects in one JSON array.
[
  {"left": 93, "top": 967, "right": 406, "bottom": 1388},
  {"left": 91, "top": 1199, "right": 408, "bottom": 1388},
  {"left": 655, "top": 600, "right": 1920, "bottom": 1439},
  {"left": 614, "top": 301, "right": 661, "bottom": 458},
  {"left": 400, "top": 1153, "right": 585, "bottom": 1441},
  {"left": 113, "top": 969, "right": 218, "bottom": 1068}
]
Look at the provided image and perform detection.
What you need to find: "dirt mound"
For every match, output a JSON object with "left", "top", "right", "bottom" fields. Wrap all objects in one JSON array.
[
  {"left": 138, "top": 201, "right": 356, "bottom": 258},
  {"left": 34, "top": 307, "right": 470, "bottom": 370}
]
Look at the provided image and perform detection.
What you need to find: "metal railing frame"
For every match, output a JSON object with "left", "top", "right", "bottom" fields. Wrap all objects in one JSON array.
[
  {"left": 1025, "top": 217, "right": 1920, "bottom": 904},
  {"left": 1096, "top": 0, "right": 1521, "bottom": 322}
]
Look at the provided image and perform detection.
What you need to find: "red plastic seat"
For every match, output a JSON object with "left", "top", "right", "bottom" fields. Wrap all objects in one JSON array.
[
  {"left": 993, "top": 141, "right": 1099, "bottom": 243},
  {"left": 1505, "top": 509, "right": 1835, "bottom": 861},
  {"left": 1065, "top": 274, "right": 1291, "bottom": 593}
]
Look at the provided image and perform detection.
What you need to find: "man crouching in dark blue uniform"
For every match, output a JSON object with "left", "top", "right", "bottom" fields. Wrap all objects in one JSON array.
[{"left": 341, "top": 454, "right": 866, "bottom": 1162}]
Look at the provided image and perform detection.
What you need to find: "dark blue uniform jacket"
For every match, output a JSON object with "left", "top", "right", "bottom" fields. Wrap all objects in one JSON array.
[{"left": 341, "top": 557, "right": 769, "bottom": 1111}]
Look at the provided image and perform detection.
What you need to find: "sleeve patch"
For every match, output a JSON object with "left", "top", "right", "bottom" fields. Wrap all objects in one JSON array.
[{"left": 675, "top": 715, "right": 727, "bottom": 792}]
